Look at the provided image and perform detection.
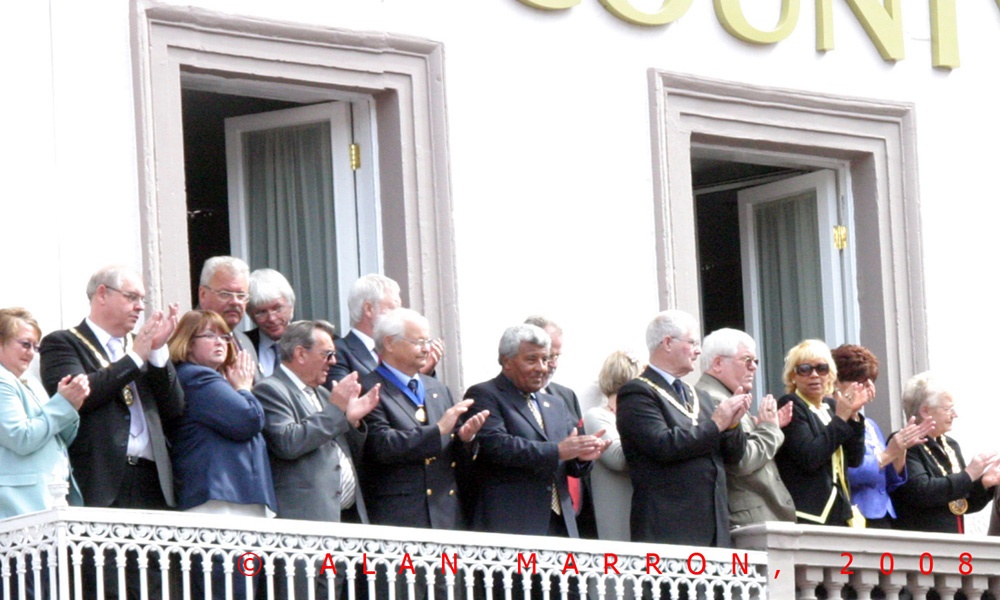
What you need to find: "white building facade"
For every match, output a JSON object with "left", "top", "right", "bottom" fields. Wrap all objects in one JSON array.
[{"left": 3, "top": 0, "right": 997, "bottom": 525}]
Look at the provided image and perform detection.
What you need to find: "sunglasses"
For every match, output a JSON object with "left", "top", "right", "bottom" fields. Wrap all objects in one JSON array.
[{"left": 795, "top": 363, "right": 830, "bottom": 376}]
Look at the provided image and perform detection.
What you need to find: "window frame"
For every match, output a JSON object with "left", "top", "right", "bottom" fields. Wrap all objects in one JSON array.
[
  {"left": 648, "top": 70, "right": 925, "bottom": 427},
  {"left": 132, "top": 3, "right": 463, "bottom": 389}
]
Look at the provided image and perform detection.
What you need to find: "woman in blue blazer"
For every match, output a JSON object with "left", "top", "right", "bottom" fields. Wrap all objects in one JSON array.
[
  {"left": 0, "top": 307, "right": 90, "bottom": 520},
  {"left": 167, "top": 310, "right": 276, "bottom": 599}
]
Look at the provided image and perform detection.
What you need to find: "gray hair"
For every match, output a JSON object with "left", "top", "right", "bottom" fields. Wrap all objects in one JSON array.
[
  {"left": 700, "top": 328, "right": 756, "bottom": 371},
  {"left": 248, "top": 268, "right": 296, "bottom": 312},
  {"left": 86, "top": 266, "right": 130, "bottom": 301},
  {"left": 373, "top": 308, "right": 429, "bottom": 353},
  {"left": 645, "top": 310, "right": 698, "bottom": 354},
  {"left": 199, "top": 256, "right": 250, "bottom": 287},
  {"left": 524, "top": 315, "right": 562, "bottom": 336},
  {"left": 277, "top": 320, "right": 337, "bottom": 362},
  {"left": 497, "top": 324, "right": 550, "bottom": 365},
  {"left": 348, "top": 274, "right": 401, "bottom": 327},
  {"left": 902, "top": 371, "right": 950, "bottom": 420}
]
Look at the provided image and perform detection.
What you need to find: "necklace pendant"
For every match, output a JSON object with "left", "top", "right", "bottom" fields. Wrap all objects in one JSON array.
[{"left": 415, "top": 406, "right": 427, "bottom": 423}]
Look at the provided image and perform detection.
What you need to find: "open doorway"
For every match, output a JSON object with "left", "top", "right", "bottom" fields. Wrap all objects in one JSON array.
[{"left": 693, "top": 154, "right": 859, "bottom": 398}]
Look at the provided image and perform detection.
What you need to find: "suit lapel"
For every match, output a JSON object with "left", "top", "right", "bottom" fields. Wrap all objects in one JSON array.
[
  {"left": 424, "top": 380, "right": 447, "bottom": 426},
  {"left": 273, "top": 367, "right": 315, "bottom": 417},
  {"left": 498, "top": 375, "right": 546, "bottom": 438},
  {"left": 380, "top": 373, "right": 423, "bottom": 427},
  {"left": 642, "top": 368, "right": 691, "bottom": 414},
  {"left": 347, "top": 332, "right": 377, "bottom": 371},
  {"left": 76, "top": 320, "right": 111, "bottom": 365},
  {"left": 536, "top": 392, "right": 562, "bottom": 438}
]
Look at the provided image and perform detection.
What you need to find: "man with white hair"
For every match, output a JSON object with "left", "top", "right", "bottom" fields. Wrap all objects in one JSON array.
[
  {"left": 197, "top": 256, "right": 260, "bottom": 378},
  {"left": 328, "top": 273, "right": 443, "bottom": 384},
  {"left": 359, "top": 308, "right": 486, "bottom": 530},
  {"left": 246, "top": 268, "right": 296, "bottom": 378},
  {"left": 695, "top": 328, "right": 795, "bottom": 527},
  {"left": 463, "top": 324, "right": 610, "bottom": 538},
  {"left": 617, "top": 309, "right": 749, "bottom": 547}
]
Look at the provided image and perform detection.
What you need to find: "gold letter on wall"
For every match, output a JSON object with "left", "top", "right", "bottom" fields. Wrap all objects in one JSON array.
[
  {"left": 598, "top": 0, "right": 694, "bottom": 26},
  {"left": 714, "top": 0, "right": 800, "bottom": 44},
  {"left": 845, "top": 0, "right": 904, "bottom": 61},
  {"left": 516, "top": 0, "right": 581, "bottom": 10},
  {"left": 930, "top": 0, "right": 959, "bottom": 68}
]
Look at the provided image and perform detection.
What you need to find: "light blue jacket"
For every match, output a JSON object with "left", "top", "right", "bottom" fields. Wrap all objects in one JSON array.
[{"left": 0, "top": 365, "right": 82, "bottom": 519}]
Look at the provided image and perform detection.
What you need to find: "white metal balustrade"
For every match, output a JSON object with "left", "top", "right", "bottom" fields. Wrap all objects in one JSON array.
[{"left": 1, "top": 507, "right": 768, "bottom": 599}]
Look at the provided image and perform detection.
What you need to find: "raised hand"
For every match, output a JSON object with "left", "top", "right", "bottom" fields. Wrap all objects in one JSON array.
[
  {"left": 458, "top": 409, "right": 489, "bottom": 442},
  {"left": 57, "top": 374, "right": 91, "bottom": 410},
  {"left": 224, "top": 350, "right": 255, "bottom": 391},
  {"left": 420, "top": 338, "right": 445, "bottom": 375}
]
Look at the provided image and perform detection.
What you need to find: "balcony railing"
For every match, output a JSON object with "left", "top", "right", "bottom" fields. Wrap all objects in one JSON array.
[
  {"left": 1, "top": 507, "right": 768, "bottom": 599},
  {"left": 732, "top": 521, "right": 1000, "bottom": 599}
]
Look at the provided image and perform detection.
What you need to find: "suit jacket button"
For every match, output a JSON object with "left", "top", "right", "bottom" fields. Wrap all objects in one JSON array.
[
  {"left": 450, "top": 462, "right": 456, "bottom": 468},
  {"left": 448, "top": 489, "right": 455, "bottom": 496},
  {"left": 425, "top": 458, "right": 432, "bottom": 465},
  {"left": 426, "top": 489, "right": 433, "bottom": 496}
]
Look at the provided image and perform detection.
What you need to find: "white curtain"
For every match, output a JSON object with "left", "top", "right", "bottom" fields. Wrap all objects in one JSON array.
[
  {"left": 754, "top": 191, "right": 825, "bottom": 396},
  {"left": 243, "top": 122, "right": 341, "bottom": 325}
]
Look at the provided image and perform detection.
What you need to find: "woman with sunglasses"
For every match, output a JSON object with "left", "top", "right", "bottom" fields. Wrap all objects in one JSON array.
[
  {"left": 774, "top": 339, "right": 867, "bottom": 526},
  {"left": 167, "top": 310, "right": 276, "bottom": 599}
]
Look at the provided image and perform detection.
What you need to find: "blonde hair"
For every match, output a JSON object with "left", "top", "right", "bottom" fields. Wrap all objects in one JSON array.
[
  {"left": 598, "top": 350, "right": 643, "bottom": 397},
  {"left": 782, "top": 339, "right": 837, "bottom": 396},
  {"left": 0, "top": 307, "right": 41, "bottom": 344},
  {"left": 167, "top": 310, "right": 236, "bottom": 370}
]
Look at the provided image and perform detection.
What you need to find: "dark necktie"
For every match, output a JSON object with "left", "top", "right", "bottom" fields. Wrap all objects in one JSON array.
[
  {"left": 407, "top": 378, "right": 419, "bottom": 395},
  {"left": 673, "top": 379, "right": 691, "bottom": 411}
]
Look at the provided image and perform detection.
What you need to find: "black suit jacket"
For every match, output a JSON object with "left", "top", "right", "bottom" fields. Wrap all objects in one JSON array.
[
  {"left": 463, "top": 373, "right": 591, "bottom": 537},
  {"left": 774, "top": 393, "right": 865, "bottom": 526},
  {"left": 616, "top": 367, "right": 745, "bottom": 547},
  {"left": 254, "top": 367, "right": 367, "bottom": 523},
  {"left": 39, "top": 320, "right": 185, "bottom": 507},
  {"left": 327, "top": 331, "right": 378, "bottom": 386},
  {"left": 359, "top": 369, "right": 469, "bottom": 529},
  {"left": 890, "top": 435, "right": 993, "bottom": 533}
]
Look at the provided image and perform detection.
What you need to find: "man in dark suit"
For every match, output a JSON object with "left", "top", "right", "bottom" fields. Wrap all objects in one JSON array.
[
  {"left": 524, "top": 315, "right": 596, "bottom": 538},
  {"left": 360, "top": 308, "right": 487, "bottom": 530},
  {"left": 328, "top": 274, "right": 444, "bottom": 385},
  {"left": 463, "top": 324, "right": 610, "bottom": 538},
  {"left": 39, "top": 265, "right": 185, "bottom": 599},
  {"left": 245, "top": 268, "right": 296, "bottom": 378},
  {"left": 616, "top": 309, "right": 749, "bottom": 548},
  {"left": 196, "top": 256, "right": 260, "bottom": 378}
]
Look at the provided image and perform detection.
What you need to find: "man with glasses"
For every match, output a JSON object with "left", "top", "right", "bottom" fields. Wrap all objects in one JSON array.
[
  {"left": 360, "top": 308, "right": 486, "bottom": 530},
  {"left": 253, "top": 319, "right": 379, "bottom": 597},
  {"left": 197, "top": 256, "right": 260, "bottom": 379},
  {"left": 329, "top": 274, "right": 446, "bottom": 387},
  {"left": 696, "top": 328, "right": 796, "bottom": 527},
  {"left": 246, "top": 268, "right": 296, "bottom": 378},
  {"left": 39, "top": 265, "right": 184, "bottom": 599},
  {"left": 616, "top": 310, "right": 750, "bottom": 547}
]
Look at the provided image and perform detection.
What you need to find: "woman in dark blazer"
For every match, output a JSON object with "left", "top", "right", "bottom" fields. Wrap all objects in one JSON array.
[
  {"left": 890, "top": 371, "right": 1000, "bottom": 533},
  {"left": 774, "top": 339, "right": 867, "bottom": 526},
  {"left": 167, "top": 310, "right": 276, "bottom": 599}
]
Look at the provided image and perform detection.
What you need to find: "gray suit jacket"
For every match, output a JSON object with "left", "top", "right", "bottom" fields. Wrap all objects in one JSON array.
[
  {"left": 695, "top": 374, "right": 796, "bottom": 526},
  {"left": 254, "top": 367, "right": 367, "bottom": 522}
]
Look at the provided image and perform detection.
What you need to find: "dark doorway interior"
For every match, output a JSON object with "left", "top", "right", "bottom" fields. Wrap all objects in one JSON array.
[
  {"left": 181, "top": 89, "right": 302, "bottom": 304},
  {"left": 692, "top": 158, "right": 808, "bottom": 336}
]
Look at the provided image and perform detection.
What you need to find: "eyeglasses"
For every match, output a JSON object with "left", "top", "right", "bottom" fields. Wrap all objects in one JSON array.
[
  {"left": 105, "top": 286, "right": 145, "bottom": 306},
  {"left": 252, "top": 304, "right": 291, "bottom": 320},
  {"left": 193, "top": 332, "right": 233, "bottom": 344},
  {"left": 316, "top": 350, "right": 336, "bottom": 362},
  {"left": 14, "top": 339, "right": 41, "bottom": 353},
  {"left": 205, "top": 287, "right": 250, "bottom": 304},
  {"left": 728, "top": 355, "right": 760, "bottom": 368},
  {"left": 399, "top": 337, "right": 434, "bottom": 348},
  {"left": 795, "top": 363, "right": 830, "bottom": 376},
  {"left": 670, "top": 337, "right": 701, "bottom": 349}
]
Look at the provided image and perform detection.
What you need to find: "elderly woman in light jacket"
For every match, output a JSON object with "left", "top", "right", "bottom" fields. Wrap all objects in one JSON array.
[
  {"left": 582, "top": 350, "right": 643, "bottom": 542},
  {"left": 0, "top": 307, "right": 90, "bottom": 519}
]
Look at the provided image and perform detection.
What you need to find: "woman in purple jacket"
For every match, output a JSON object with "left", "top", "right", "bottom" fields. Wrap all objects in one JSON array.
[{"left": 833, "top": 344, "right": 933, "bottom": 528}]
